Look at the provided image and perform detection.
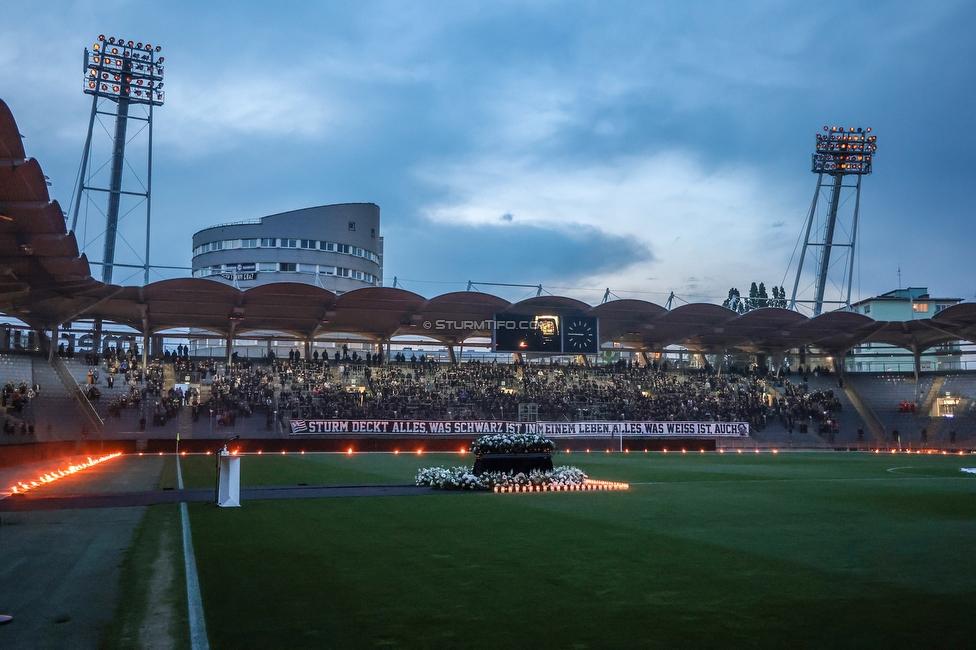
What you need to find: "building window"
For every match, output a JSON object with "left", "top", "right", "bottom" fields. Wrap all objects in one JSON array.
[
  {"left": 913, "top": 302, "right": 929, "bottom": 313},
  {"left": 279, "top": 262, "right": 297, "bottom": 272},
  {"left": 259, "top": 263, "right": 276, "bottom": 272},
  {"left": 282, "top": 239, "right": 298, "bottom": 248},
  {"left": 370, "top": 228, "right": 376, "bottom": 238},
  {"left": 936, "top": 304, "right": 951, "bottom": 313},
  {"left": 348, "top": 221, "right": 356, "bottom": 231},
  {"left": 319, "top": 266, "right": 336, "bottom": 276},
  {"left": 321, "top": 241, "right": 335, "bottom": 252},
  {"left": 241, "top": 239, "right": 258, "bottom": 248},
  {"left": 300, "top": 239, "right": 316, "bottom": 249},
  {"left": 260, "top": 238, "right": 277, "bottom": 247},
  {"left": 863, "top": 305, "right": 870, "bottom": 314},
  {"left": 211, "top": 241, "right": 224, "bottom": 251}
]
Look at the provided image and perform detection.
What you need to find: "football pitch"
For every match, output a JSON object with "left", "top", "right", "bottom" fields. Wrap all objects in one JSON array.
[{"left": 120, "top": 451, "right": 976, "bottom": 648}]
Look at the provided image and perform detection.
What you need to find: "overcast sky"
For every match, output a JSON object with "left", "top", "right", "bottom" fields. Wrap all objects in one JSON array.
[{"left": 2, "top": 1, "right": 974, "bottom": 307}]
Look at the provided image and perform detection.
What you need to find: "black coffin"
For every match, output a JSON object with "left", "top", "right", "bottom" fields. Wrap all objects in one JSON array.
[{"left": 472, "top": 452, "right": 553, "bottom": 476}]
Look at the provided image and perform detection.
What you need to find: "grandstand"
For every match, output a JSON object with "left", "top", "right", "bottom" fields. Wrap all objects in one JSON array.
[{"left": 1, "top": 95, "right": 976, "bottom": 452}]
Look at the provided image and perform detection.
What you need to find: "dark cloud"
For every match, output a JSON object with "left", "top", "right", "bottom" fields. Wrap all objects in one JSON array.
[{"left": 384, "top": 220, "right": 652, "bottom": 292}]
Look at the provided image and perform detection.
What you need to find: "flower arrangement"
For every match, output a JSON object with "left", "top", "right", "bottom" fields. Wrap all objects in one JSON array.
[
  {"left": 469, "top": 433, "right": 555, "bottom": 456},
  {"left": 416, "top": 465, "right": 587, "bottom": 491}
]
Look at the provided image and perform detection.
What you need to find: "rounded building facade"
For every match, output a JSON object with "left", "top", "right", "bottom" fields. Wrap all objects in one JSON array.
[{"left": 191, "top": 203, "right": 382, "bottom": 294}]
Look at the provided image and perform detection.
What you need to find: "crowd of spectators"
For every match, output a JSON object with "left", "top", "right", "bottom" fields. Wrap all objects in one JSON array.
[
  {"left": 3, "top": 341, "right": 862, "bottom": 438},
  {"left": 271, "top": 356, "right": 777, "bottom": 430},
  {"left": 771, "top": 379, "right": 844, "bottom": 436},
  {"left": 2, "top": 379, "right": 37, "bottom": 435}
]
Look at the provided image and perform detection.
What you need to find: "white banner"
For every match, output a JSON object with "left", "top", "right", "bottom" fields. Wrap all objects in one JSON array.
[{"left": 289, "top": 419, "right": 748, "bottom": 437}]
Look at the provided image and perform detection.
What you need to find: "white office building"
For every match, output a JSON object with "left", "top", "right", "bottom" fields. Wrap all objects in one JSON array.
[{"left": 191, "top": 203, "right": 383, "bottom": 294}]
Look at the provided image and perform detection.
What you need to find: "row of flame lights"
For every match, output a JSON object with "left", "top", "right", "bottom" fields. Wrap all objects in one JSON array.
[
  {"left": 10, "top": 452, "right": 122, "bottom": 494},
  {"left": 494, "top": 480, "right": 630, "bottom": 493}
]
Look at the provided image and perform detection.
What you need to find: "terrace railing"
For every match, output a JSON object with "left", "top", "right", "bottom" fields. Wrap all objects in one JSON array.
[{"left": 49, "top": 352, "right": 104, "bottom": 436}]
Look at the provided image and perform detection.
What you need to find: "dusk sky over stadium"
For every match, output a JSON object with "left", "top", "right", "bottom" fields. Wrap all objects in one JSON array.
[{"left": 2, "top": 1, "right": 974, "bottom": 306}]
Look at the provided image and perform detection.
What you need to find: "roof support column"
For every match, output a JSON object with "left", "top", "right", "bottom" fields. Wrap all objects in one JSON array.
[
  {"left": 304, "top": 339, "right": 311, "bottom": 360},
  {"left": 447, "top": 344, "right": 456, "bottom": 365},
  {"left": 755, "top": 353, "right": 768, "bottom": 375},
  {"left": 48, "top": 326, "right": 58, "bottom": 363},
  {"left": 142, "top": 331, "right": 149, "bottom": 373},
  {"left": 831, "top": 353, "right": 846, "bottom": 388},
  {"left": 913, "top": 346, "right": 922, "bottom": 389},
  {"left": 225, "top": 324, "right": 238, "bottom": 366},
  {"left": 93, "top": 317, "right": 102, "bottom": 357},
  {"left": 638, "top": 351, "right": 650, "bottom": 368}
]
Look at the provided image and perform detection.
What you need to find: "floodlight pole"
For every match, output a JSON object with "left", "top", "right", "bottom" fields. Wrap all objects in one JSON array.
[
  {"left": 812, "top": 174, "right": 844, "bottom": 315},
  {"left": 103, "top": 93, "right": 131, "bottom": 284},
  {"left": 72, "top": 35, "right": 165, "bottom": 287},
  {"left": 144, "top": 102, "right": 154, "bottom": 285},
  {"left": 789, "top": 126, "right": 877, "bottom": 316}
]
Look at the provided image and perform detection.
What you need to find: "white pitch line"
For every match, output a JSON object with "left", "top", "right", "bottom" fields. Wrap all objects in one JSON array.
[
  {"left": 626, "top": 474, "right": 973, "bottom": 486},
  {"left": 178, "top": 457, "right": 210, "bottom": 650}
]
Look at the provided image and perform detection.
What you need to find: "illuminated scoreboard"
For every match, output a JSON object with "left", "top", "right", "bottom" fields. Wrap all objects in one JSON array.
[
  {"left": 492, "top": 314, "right": 599, "bottom": 354},
  {"left": 812, "top": 126, "right": 877, "bottom": 174}
]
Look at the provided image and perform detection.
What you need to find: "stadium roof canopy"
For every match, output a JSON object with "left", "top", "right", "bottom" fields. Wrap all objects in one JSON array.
[{"left": 2, "top": 97, "right": 976, "bottom": 357}]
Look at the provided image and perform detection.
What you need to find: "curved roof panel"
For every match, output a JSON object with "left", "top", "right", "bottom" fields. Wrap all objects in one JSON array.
[
  {"left": 324, "top": 287, "right": 428, "bottom": 340},
  {"left": 0, "top": 99, "right": 26, "bottom": 160},
  {"left": 141, "top": 278, "right": 241, "bottom": 334},
  {"left": 505, "top": 296, "right": 592, "bottom": 315},
  {"left": 862, "top": 319, "right": 961, "bottom": 353},
  {"left": 589, "top": 299, "right": 667, "bottom": 344},
  {"left": 416, "top": 291, "right": 511, "bottom": 343},
  {"left": 642, "top": 303, "right": 737, "bottom": 350},
  {"left": 721, "top": 308, "right": 810, "bottom": 353},
  {"left": 0, "top": 157, "right": 49, "bottom": 204},
  {"left": 788, "top": 311, "right": 882, "bottom": 352},
  {"left": 239, "top": 283, "right": 336, "bottom": 337}
]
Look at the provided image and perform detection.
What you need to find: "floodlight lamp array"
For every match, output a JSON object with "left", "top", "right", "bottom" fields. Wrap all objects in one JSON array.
[
  {"left": 812, "top": 125, "right": 877, "bottom": 174},
  {"left": 84, "top": 34, "right": 164, "bottom": 105}
]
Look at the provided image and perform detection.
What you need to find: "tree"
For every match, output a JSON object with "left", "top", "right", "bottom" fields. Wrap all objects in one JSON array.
[
  {"left": 722, "top": 288, "right": 745, "bottom": 314},
  {"left": 723, "top": 282, "right": 789, "bottom": 312}
]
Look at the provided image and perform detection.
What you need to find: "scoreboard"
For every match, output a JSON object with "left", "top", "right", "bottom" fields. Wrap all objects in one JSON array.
[{"left": 492, "top": 314, "right": 599, "bottom": 354}]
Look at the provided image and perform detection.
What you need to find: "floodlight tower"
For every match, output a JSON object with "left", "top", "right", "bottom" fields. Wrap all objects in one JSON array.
[
  {"left": 788, "top": 125, "right": 878, "bottom": 315},
  {"left": 69, "top": 35, "right": 165, "bottom": 285}
]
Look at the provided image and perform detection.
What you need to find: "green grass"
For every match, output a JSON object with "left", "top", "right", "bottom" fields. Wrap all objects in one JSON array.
[
  {"left": 100, "top": 502, "right": 191, "bottom": 650},
  {"left": 177, "top": 452, "right": 976, "bottom": 648},
  {"left": 167, "top": 451, "right": 470, "bottom": 489}
]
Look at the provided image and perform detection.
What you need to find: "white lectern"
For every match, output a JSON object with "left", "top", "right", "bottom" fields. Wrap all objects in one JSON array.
[{"left": 217, "top": 450, "right": 241, "bottom": 507}]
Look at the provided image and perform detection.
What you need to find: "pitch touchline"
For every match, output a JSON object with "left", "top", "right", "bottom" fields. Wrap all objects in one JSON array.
[
  {"left": 177, "top": 457, "right": 210, "bottom": 650},
  {"left": 626, "top": 475, "right": 971, "bottom": 485}
]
